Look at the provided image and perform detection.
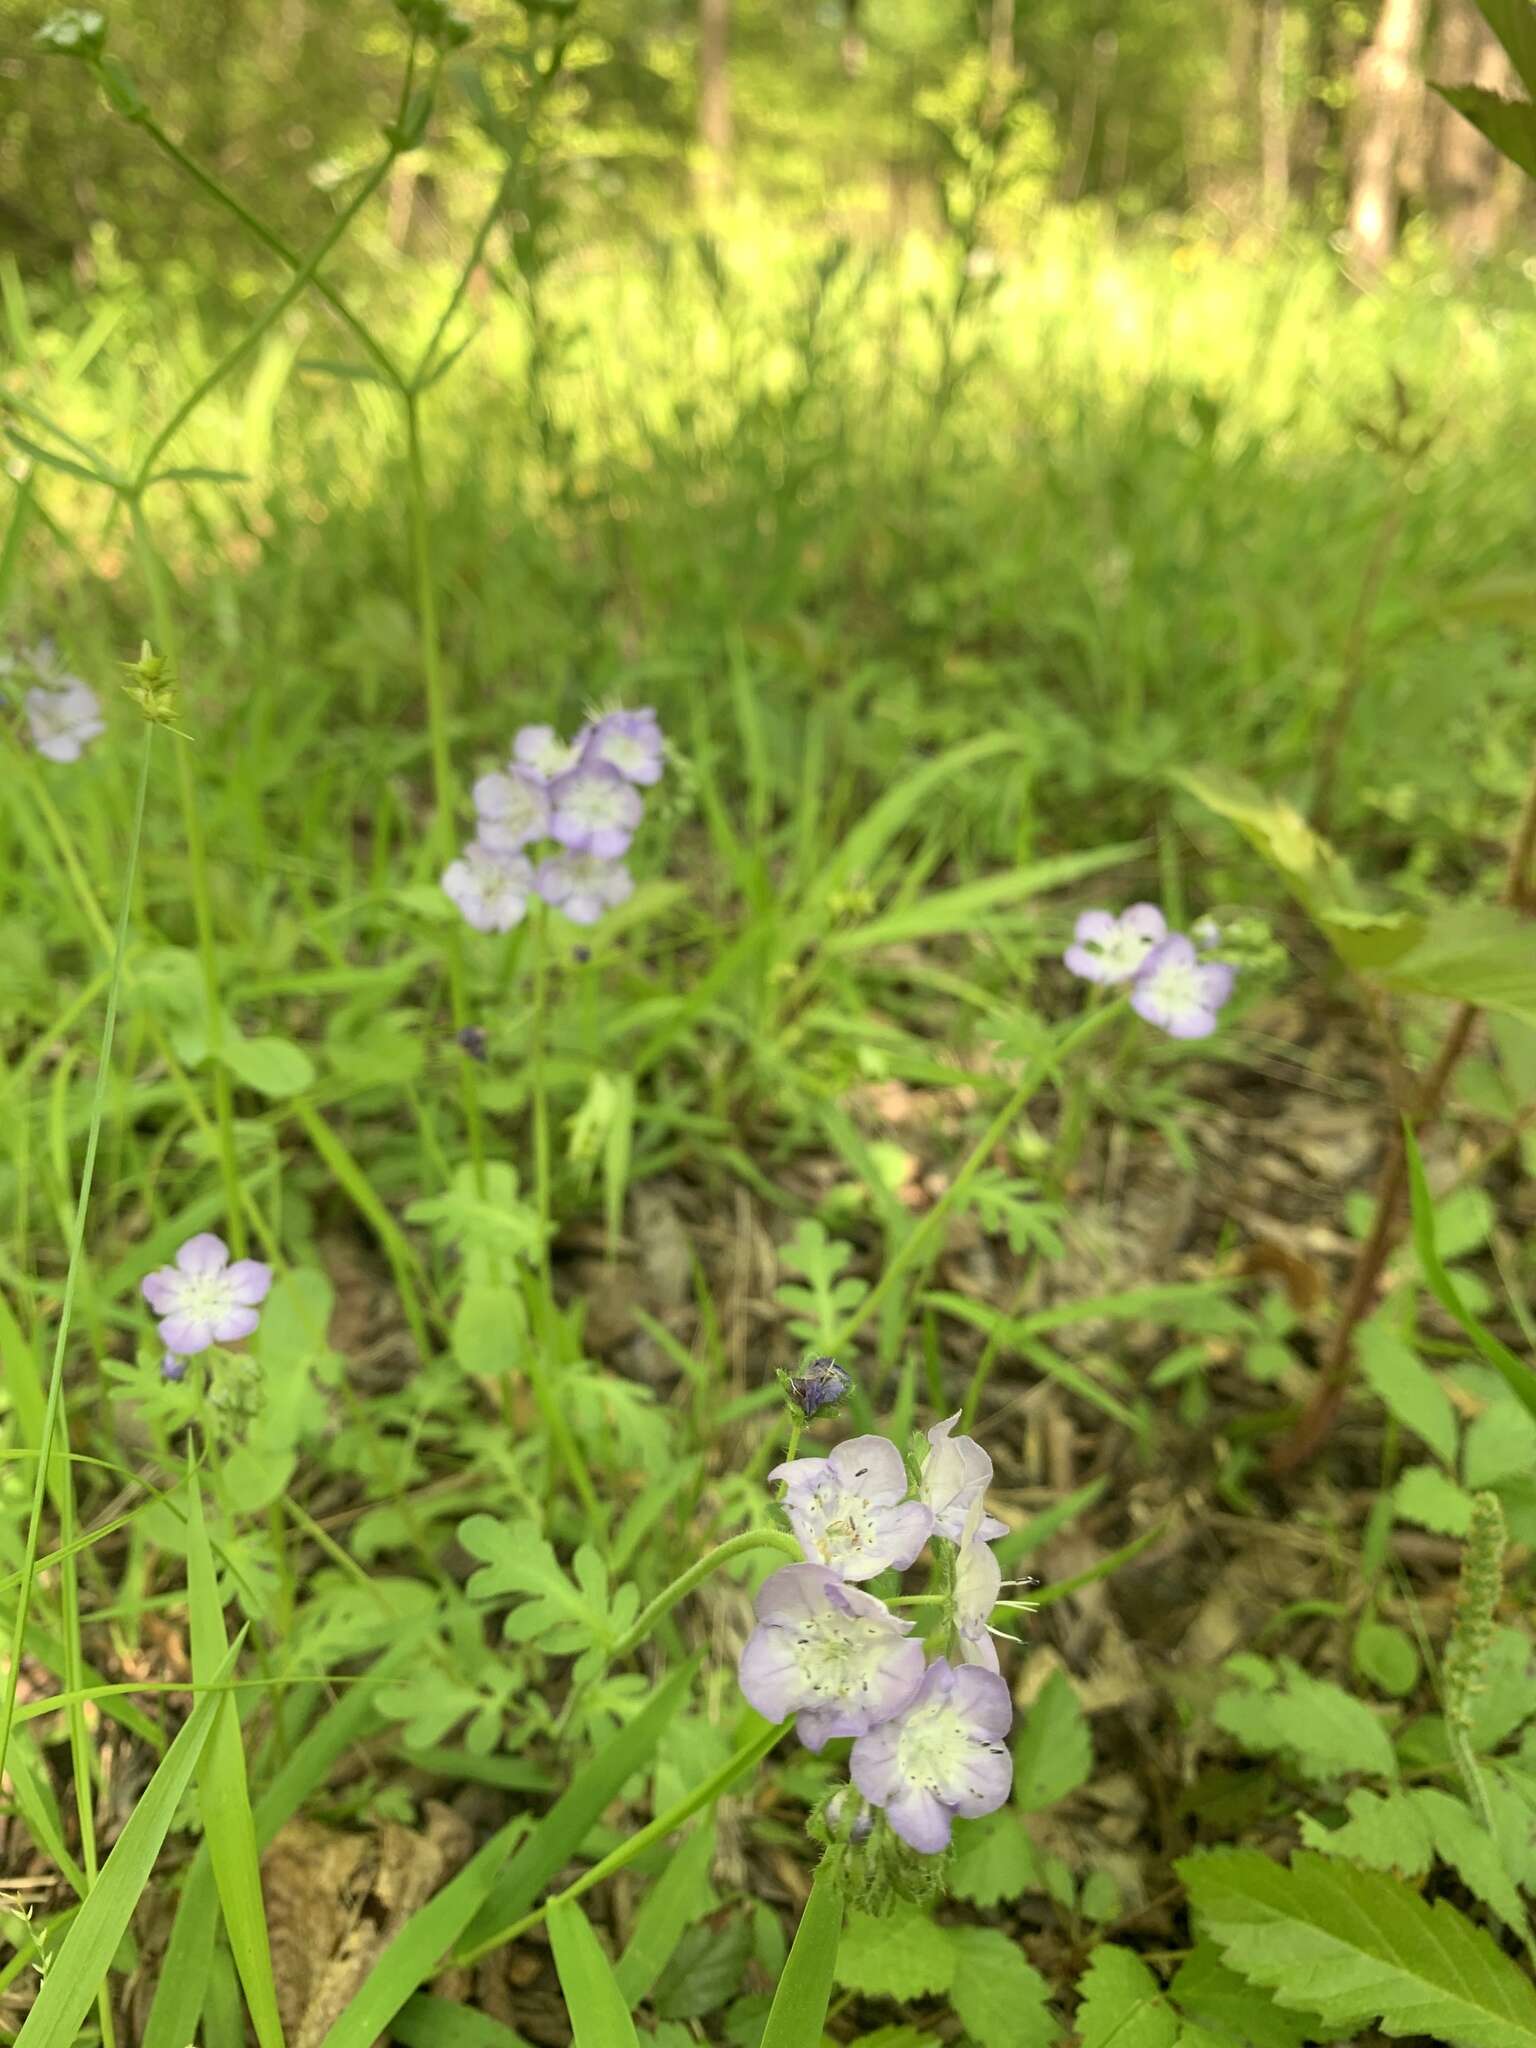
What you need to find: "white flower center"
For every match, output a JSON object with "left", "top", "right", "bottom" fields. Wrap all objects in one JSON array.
[
  {"left": 526, "top": 734, "right": 582, "bottom": 779},
  {"left": 602, "top": 732, "right": 653, "bottom": 776},
  {"left": 565, "top": 780, "right": 630, "bottom": 828},
  {"left": 791, "top": 1611, "right": 894, "bottom": 1702},
  {"left": 1092, "top": 926, "right": 1156, "bottom": 975},
  {"left": 174, "top": 1271, "right": 234, "bottom": 1320},
  {"left": 1146, "top": 956, "right": 1202, "bottom": 1015},
  {"left": 806, "top": 1498, "right": 880, "bottom": 1565},
  {"left": 894, "top": 1700, "right": 975, "bottom": 1792}
]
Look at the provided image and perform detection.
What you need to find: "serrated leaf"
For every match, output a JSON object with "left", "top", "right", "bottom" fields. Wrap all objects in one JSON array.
[
  {"left": 1075, "top": 1944, "right": 1178, "bottom": 2048},
  {"left": 835, "top": 1909, "right": 954, "bottom": 2002},
  {"left": 949, "top": 1808, "right": 1038, "bottom": 1906},
  {"left": 1465, "top": 1626, "right": 1536, "bottom": 1749},
  {"left": 1013, "top": 1668, "right": 1092, "bottom": 1811},
  {"left": 1359, "top": 1323, "right": 1457, "bottom": 1465},
  {"left": 1394, "top": 1464, "right": 1475, "bottom": 1535},
  {"left": 1167, "top": 1942, "right": 1311, "bottom": 2048},
  {"left": 1213, "top": 1661, "right": 1396, "bottom": 1782},
  {"left": 1412, "top": 1787, "right": 1530, "bottom": 1941},
  {"left": 1180, "top": 1847, "right": 1536, "bottom": 2048},
  {"left": 1172, "top": 766, "right": 1360, "bottom": 917},
  {"left": 1298, "top": 1787, "right": 1433, "bottom": 1875},
  {"left": 947, "top": 1926, "right": 1058, "bottom": 2048},
  {"left": 1382, "top": 903, "right": 1536, "bottom": 1028}
]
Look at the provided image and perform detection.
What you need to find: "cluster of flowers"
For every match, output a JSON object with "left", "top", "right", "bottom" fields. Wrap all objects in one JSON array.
[
  {"left": 738, "top": 1413, "right": 1013, "bottom": 1854},
  {"left": 141, "top": 1233, "right": 273, "bottom": 1382},
  {"left": 442, "top": 709, "right": 663, "bottom": 932},
  {"left": 4, "top": 641, "right": 105, "bottom": 764},
  {"left": 1064, "top": 902, "right": 1235, "bottom": 1039}
]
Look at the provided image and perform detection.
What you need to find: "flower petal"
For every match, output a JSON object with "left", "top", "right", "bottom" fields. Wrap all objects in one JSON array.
[
  {"left": 140, "top": 1267, "right": 183, "bottom": 1313},
  {"left": 156, "top": 1311, "right": 217, "bottom": 1355},
  {"left": 826, "top": 1434, "right": 910, "bottom": 1505},
  {"left": 224, "top": 1260, "right": 274, "bottom": 1306},
  {"left": 175, "top": 1233, "right": 229, "bottom": 1276},
  {"left": 210, "top": 1304, "right": 260, "bottom": 1344}
]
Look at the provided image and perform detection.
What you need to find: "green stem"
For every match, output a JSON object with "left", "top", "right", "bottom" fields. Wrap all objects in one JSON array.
[
  {"left": 456, "top": 1715, "right": 787, "bottom": 1965},
  {"left": 0, "top": 725, "right": 153, "bottom": 1817},
  {"left": 122, "top": 109, "right": 403, "bottom": 390},
  {"left": 606, "top": 1529, "right": 800, "bottom": 1666},
  {"left": 129, "top": 499, "right": 245, "bottom": 1255},
  {"left": 132, "top": 140, "right": 403, "bottom": 489},
  {"left": 828, "top": 999, "right": 1126, "bottom": 1360}
]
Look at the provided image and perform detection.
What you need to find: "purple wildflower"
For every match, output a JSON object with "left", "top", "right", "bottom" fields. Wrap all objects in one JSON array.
[
  {"left": 772, "top": 1435, "right": 934, "bottom": 1583},
  {"left": 473, "top": 767, "right": 550, "bottom": 852},
  {"left": 1131, "top": 933, "right": 1235, "bottom": 1040},
  {"left": 25, "top": 666, "right": 105, "bottom": 764},
  {"left": 441, "top": 841, "right": 534, "bottom": 932},
  {"left": 548, "top": 763, "right": 643, "bottom": 858},
  {"left": 1063, "top": 904, "right": 1167, "bottom": 986},
  {"left": 850, "top": 1658, "right": 1013, "bottom": 1852},
  {"left": 535, "top": 851, "right": 634, "bottom": 926},
  {"left": 737, "top": 1563, "right": 926, "bottom": 1751},
  {"left": 581, "top": 707, "right": 664, "bottom": 787},
  {"left": 141, "top": 1234, "right": 273, "bottom": 1357},
  {"left": 784, "top": 1355, "right": 852, "bottom": 1419},
  {"left": 513, "top": 723, "right": 585, "bottom": 785},
  {"left": 161, "top": 1353, "right": 189, "bottom": 1383},
  {"left": 920, "top": 1414, "right": 1006, "bottom": 1545}
]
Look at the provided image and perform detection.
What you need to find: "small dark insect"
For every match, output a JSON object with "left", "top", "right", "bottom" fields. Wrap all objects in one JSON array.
[{"left": 456, "top": 1025, "right": 489, "bottom": 1063}]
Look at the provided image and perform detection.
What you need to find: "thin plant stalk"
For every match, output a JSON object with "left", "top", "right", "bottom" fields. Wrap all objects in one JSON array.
[
  {"left": 0, "top": 726, "right": 154, "bottom": 2048},
  {"left": 1275, "top": 740, "right": 1536, "bottom": 1472},
  {"left": 128, "top": 500, "right": 245, "bottom": 1253}
]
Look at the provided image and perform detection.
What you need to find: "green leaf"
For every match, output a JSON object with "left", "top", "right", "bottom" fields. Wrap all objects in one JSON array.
[
  {"left": 547, "top": 1899, "right": 642, "bottom": 2048},
  {"left": 221, "top": 1031, "right": 316, "bottom": 1098},
  {"left": 1469, "top": 0, "right": 1536, "bottom": 96},
  {"left": 614, "top": 1822, "right": 716, "bottom": 2005},
  {"left": 760, "top": 1867, "right": 844, "bottom": 2048},
  {"left": 1075, "top": 1944, "right": 1178, "bottom": 2048},
  {"left": 822, "top": 845, "right": 1145, "bottom": 955},
  {"left": 1404, "top": 1125, "right": 1536, "bottom": 1427},
  {"left": 949, "top": 1807, "right": 1039, "bottom": 1906},
  {"left": 1013, "top": 1668, "right": 1092, "bottom": 1811},
  {"left": 316, "top": 1816, "right": 527, "bottom": 2048},
  {"left": 458, "top": 1661, "right": 699, "bottom": 1957},
  {"left": 1298, "top": 1787, "right": 1434, "bottom": 1876},
  {"left": 460, "top": 1514, "right": 639, "bottom": 1658},
  {"left": 1212, "top": 1659, "right": 1396, "bottom": 1781},
  {"left": 1179, "top": 1847, "right": 1536, "bottom": 2048},
  {"left": 186, "top": 1477, "right": 285, "bottom": 2048},
  {"left": 451, "top": 1284, "right": 529, "bottom": 1377},
  {"left": 947, "top": 1926, "right": 1058, "bottom": 2048},
  {"left": 1172, "top": 766, "right": 1360, "bottom": 917},
  {"left": 14, "top": 1638, "right": 240, "bottom": 2048},
  {"left": 394, "top": 1994, "right": 533, "bottom": 2048},
  {"left": 1394, "top": 1463, "right": 1475, "bottom": 1536},
  {"left": 1358, "top": 1323, "right": 1457, "bottom": 1465},
  {"left": 1413, "top": 1786, "right": 1530, "bottom": 1941},
  {"left": 652, "top": 1917, "right": 752, "bottom": 2020},
  {"left": 1351, "top": 1620, "right": 1420, "bottom": 1698},
  {"left": 1382, "top": 903, "right": 1536, "bottom": 1028},
  {"left": 836, "top": 1908, "right": 954, "bottom": 2002},
  {"left": 1167, "top": 1942, "right": 1312, "bottom": 2048}
]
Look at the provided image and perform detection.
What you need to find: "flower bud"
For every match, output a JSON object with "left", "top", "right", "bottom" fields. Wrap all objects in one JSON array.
[
  {"left": 35, "top": 9, "right": 106, "bottom": 58},
  {"left": 780, "top": 1355, "right": 852, "bottom": 1419}
]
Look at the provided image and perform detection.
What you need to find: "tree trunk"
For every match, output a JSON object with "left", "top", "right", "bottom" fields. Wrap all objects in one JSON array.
[
  {"left": 1346, "top": 0, "right": 1430, "bottom": 276},
  {"left": 1428, "top": 0, "right": 1522, "bottom": 257},
  {"left": 697, "top": 0, "right": 731, "bottom": 202},
  {"left": 1259, "top": 0, "right": 1290, "bottom": 230}
]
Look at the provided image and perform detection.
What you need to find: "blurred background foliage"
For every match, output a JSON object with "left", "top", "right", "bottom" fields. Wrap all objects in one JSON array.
[{"left": 2, "top": 0, "right": 1531, "bottom": 283}]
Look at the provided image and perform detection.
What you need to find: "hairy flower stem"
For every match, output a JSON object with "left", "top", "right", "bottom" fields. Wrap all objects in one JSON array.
[
  {"left": 1274, "top": 739, "right": 1536, "bottom": 1474},
  {"left": 403, "top": 389, "right": 486, "bottom": 1191},
  {"left": 128, "top": 502, "right": 246, "bottom": 1254},
  {"left": 607, "top": 1529, "right": 802, "bottom": 1666},
  {"left": 827, "top": 1000, "right": 1125, "bottom": 1365},
  {"left": 0, "top": 728, "right": 153, "bottom": 2048}
]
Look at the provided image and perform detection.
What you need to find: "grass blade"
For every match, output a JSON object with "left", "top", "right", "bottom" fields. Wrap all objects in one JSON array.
[
  {"left": 613, "top": 1821, "right": 716, "bottom": 2005},
  {"left": 759, "top": 1865, "right": 843, "bottom": 2048},
  {"left": 548, "top": 1898, "right": 641, "bottom": 2048},
  {"left": 14, "top": 1635, "right": 241, "bottom": 2048},
  {"left": 457, "top": 1657, "right": 699, "bottom": 1959},
  {"left": 186, "top": 1472, "right": 287, "bottom": 2048}
]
